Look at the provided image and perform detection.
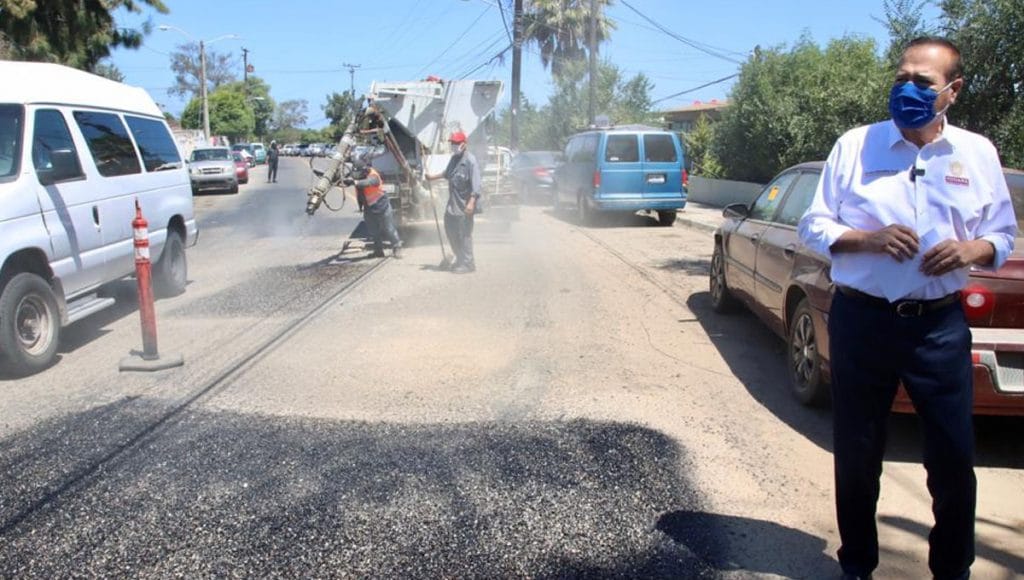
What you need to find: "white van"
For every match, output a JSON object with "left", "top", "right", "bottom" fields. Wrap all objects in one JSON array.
[{"left": 0, "top": 62, "right": 198, "bottom": 375}]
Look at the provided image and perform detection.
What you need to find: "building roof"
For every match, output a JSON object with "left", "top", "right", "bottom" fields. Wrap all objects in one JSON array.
[
  {"left": 0, "top": 61, "right": 162, "bottom": 117},
  {"left": 662, "top": 99, "right": 730, "bottom": 115}
]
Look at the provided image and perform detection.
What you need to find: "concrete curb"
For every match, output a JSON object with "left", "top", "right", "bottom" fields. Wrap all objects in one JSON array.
[{"left": 675, "top": 214, "right": 719, "bottom": 235}]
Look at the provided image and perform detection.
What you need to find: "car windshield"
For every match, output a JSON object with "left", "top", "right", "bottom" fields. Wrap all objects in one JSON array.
[
  {"left": 191, "top": 148, "right": 229, "bottom": 162},
  {"left": 0, "top": 104, "right": 23, "bottom": 180}
]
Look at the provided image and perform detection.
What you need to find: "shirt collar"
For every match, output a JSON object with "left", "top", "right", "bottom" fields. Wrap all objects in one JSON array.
[{"left": 887, "top": 117, "right": 952, "bottom": 150}]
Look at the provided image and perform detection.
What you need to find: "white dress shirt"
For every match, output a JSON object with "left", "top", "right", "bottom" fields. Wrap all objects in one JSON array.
[{"left": 799, "top": 119, "right": 1017, "bottom": 300}]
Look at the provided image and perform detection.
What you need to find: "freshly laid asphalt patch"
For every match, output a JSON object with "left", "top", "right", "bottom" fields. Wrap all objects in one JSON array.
[{"left": 0, "top": 400, "right": 717, "bottom": 578}]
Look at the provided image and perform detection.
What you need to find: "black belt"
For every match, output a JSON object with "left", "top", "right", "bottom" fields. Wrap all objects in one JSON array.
[{"left": 836, "top": 286, "right": 961, "bottom": 317}]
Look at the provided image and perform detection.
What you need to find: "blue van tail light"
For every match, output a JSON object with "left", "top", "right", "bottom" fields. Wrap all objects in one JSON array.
[
  {"left": 593, "top": 170, "right": 601, "bottom": 190},
  {"left": 682, "top": 168, "right": 689, "bottom": 189}
]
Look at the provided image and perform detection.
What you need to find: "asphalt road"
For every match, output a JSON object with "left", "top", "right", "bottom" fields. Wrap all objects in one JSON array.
[{"left": 0, "top": 157, "right": 1020, "bottom": 578}]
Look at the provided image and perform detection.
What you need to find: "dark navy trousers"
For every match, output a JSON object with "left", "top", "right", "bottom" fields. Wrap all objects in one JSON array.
[{"left": 828, "top": 291, "right": 975, "bottom": 580}]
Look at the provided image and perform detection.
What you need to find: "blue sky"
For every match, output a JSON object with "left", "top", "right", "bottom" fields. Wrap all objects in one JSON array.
[{"left": 110, "top": 0, "right": 931, "bottom": 128}]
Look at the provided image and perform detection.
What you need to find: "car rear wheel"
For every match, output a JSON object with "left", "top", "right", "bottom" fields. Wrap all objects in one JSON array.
[
  {"left": 709, "top": 243, "right": 739, "bottom": 313},
  {"left": 657, "top": 210, "right": 677, "bottom": 226},
  {"left": 788, "top": 298, "right": 828, "bottom": 406},
  {"left": 0, "top": 273, "right": 61, "bottom": 375},
  {"left": 154, "top": 231, "right": 187, "bottom": 298}
]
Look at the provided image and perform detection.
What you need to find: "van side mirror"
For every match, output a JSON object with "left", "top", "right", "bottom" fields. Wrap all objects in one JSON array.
[
  {"left": 37, "top": 149, "right": 82, "bottom": 185},
  {"left": 723, "top": 203, "right": 749, "bottom": 219}
]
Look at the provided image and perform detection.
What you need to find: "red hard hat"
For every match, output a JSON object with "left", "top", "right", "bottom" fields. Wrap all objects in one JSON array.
[{"left": 449, "top": 131, "right": 467, "bottom": 144}]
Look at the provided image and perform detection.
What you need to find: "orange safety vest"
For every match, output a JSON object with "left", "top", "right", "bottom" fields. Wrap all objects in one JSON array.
[{"left": 358, "top": 167, "right": 385, "bottom": 207}]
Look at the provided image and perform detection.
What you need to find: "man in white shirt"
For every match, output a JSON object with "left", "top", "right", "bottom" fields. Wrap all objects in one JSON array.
[{"left": 799, "top": 37, "right": 1017, "bottom": 580}]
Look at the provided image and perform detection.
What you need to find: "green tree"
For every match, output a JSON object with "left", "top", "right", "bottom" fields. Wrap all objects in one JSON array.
[
  {"left": 0, "top": 0, "right": 168, "bottom": 69},
  {"left": 92, "top": 60, "right": 125, "bottom": 82},
  {"left": 714, "top": 35, "right": 888, "bottom": 183},
  {"left": 684, "top": 114, "right": 723, "bottom": 178},
  {"left": 220, "top": 77, "right": 274, "bottom": 140},
  {"left": 181, "top": 90, "right": 254, "bottom": 141},
  {"left": 523, "top": 0, "right": 615, "bottom": 75},
  {"left": 168, "top": 42, "right": 237, "bottom": 99},
  {"left": 612, "top": 72, "right": 655, "bottom": 125},
  {"left": 271, "top": 99, "right": 309, "bottom": 143},
  {"left": 938, "top": 0, "right": 1024, "bottom": 167},
  {"left": 874, "top": 0, "right": 935, "bottom": 68},
  {"left": 322, "top": 91, "right": 357, "bottom": 140}
]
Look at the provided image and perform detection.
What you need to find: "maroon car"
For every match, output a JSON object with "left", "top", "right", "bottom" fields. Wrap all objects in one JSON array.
[{"left": 710, "top": 162, "right": 1023, "bottom": 415}]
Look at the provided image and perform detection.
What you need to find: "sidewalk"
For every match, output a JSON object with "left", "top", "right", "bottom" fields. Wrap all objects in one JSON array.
[{"left": 676, "top": 202, "right": 726, "bottom": 234}]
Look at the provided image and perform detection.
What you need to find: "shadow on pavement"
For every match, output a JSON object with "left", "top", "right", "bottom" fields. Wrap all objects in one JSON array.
[
  {"left": 686, "top": 290, "right": 1024, "bottom": 469},
  {"left": 0, "top": 401, "right": 744, "bottom": 577},
  {"left": 880, "top": 515, "right": 1024, "bottom": 573},
  {"left": 656, "top": 510, "right": 834, "bottom": 578}
]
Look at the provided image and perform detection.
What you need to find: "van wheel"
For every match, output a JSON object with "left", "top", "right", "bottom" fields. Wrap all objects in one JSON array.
[
  {"left": 658, "top": 210, "right": 677, "bottom": 226},
  {"left": 710, "top": 243, "right": 739, "bottom": 313},
  {"left": 230, "top": 181, "right": 239, "bottom": 194},
  {"left": 0, "top": 273, "right": 61, "bottom": 376},
  {"left": 788, "top": 298, "right": 828, "bottom": 406},
  {"left": 577, "top": 193, "right": 593, "bottom": 226},
  {"left": 154, "top": 231, "right": 187, "bottom": 297}
]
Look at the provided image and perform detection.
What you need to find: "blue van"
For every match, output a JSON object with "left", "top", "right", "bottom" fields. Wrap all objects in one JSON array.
[{"left": 553, "top": 127, "right": 687, "bottom": 226}]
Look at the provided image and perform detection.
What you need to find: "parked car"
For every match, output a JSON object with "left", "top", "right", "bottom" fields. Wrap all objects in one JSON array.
[
  {"left": 710, "top": 162, "right": 1024, "bottom": 415},
  {"left": 510, "top": 150, "right": 562, "bottom": 201},
  {"left": 251, "top": 142, "right": 267, "bottom": 164},
  {"left": 554, "top": 126, "right": 687, "bottom": 226},
  {"left": 0, "top": 62, "right": 197, "bottom": 374},
  {"left": 232, "top": 152, "right": 249, "bottom": 184},
  {"left": 189, "top": 147, "right": 239, "bottom": 194},
  {"left": 231, "top": 143, "right": 255, "bottom": 167}
]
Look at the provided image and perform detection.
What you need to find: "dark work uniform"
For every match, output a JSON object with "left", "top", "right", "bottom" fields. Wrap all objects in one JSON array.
[
  {"left": 443, "top": 150, "right": 482, "bottom": 270},
  {"left": 267, "top": 145, "right": 279, "bottom": 182}
]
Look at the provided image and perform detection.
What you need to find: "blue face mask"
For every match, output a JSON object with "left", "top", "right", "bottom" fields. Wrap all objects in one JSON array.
[{"left": 888, "top": 81, "right": 954, "bottom": 130}]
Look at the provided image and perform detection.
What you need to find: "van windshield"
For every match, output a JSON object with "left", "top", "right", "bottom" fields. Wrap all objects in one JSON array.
[{"left": 0, "top": 104, "right": 24, "bottom": 181}]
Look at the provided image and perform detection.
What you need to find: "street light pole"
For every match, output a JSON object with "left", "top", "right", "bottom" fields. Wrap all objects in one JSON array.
[{"left": 158, "top": 25, "right": 239, "bottom": 144}]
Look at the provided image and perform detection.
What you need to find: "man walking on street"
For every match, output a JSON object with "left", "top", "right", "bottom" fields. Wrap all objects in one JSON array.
[
  {"left": 345, "top": 156, "right": 402, "bottom": 259},
  {"left": 426, "top": 130, "right": 481, "bottom": 274},
  {"left": 799, "top": 37, "right": 1017, "bottom": 580},
  {"left": 267, "top": 141, "right": 280, "bottom": 183}
]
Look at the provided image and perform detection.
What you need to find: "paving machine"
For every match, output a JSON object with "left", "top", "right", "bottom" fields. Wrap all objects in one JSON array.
[{"left": 305, "top": 78, "right": 508, "bottom": 224}]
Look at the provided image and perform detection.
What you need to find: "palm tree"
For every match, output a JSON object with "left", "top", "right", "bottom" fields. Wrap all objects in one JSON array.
[{"left": 523, "top": 0, "right": 615, "bottom": 76}]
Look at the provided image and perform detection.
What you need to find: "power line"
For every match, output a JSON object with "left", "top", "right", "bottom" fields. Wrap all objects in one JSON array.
[
  {"left": 618, "top": 0, "right": 745, "bottom": 65},
  {"left": 414, "top": 4, "right": 494, "bottom": 79},
  {"left": 655, "top": 73, "right": 737, "bottom": 105},
  {"left": 459, "top": 43, "right": 513, "bottom": 80}
]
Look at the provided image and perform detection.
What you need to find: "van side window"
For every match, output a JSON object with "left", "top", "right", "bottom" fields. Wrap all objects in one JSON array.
[
  {"left": 0, "top": 104, "right": 23, "bottom": 181},
  {"left": 32, "top": 109, "right": 84, "bottom": 181},
  {"left": 579, "top": 134, "right": 598, "bottom": 162},
  {"left": 564, "top": 137, "right": 579, "bottom": 162},
  {"left": 643, "top": 134, "right": 677, "bottom": 163},
  {"left": 72, "top": 111, "right": 142, "bottom": 177},
  {"left": 125, "top": 116, "right": 182, "bottom": 172},
  {"left": 605, "top": 134, "right": 639, "bottom": 163}
]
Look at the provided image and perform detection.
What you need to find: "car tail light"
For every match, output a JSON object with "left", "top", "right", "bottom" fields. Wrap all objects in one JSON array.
[
  {"left": 532, "top": 167, "right": 549, "bottom": 177},
  {"left": 961, "top": 283, "right": 995, "bottom": 321},
  {"left": 593, "top": 170, "right": 601, "bottom": 190},
  {"left": 682, "top": 168, "right": 689, "bottom": 188}
]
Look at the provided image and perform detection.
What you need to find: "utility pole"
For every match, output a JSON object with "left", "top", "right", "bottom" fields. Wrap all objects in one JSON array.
[
  {"left": 200, "top": 39, "right": 210, "bottom": 142},
  {"left": 242, "top": 47, "right": 250, "bottom": 84},
  {"left": 343, "top": 62, "right": 361, "bottom": 112},
  {"left": 588, "top": 0, "right": 597, "bottom": 127},
  {"left": 510, "top": 0, "right": 523, "bottom": 151}
]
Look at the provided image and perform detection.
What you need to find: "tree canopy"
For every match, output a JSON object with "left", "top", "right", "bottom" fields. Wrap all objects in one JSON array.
[
  {"left": 0, "top": 0, "right": 168, "bottom": 70},
  {"left": 168, "top": 42, "right": 238, "bottom": 99},
  {"left": 523, "top": 0, "right": 615, "bottom": 76}
]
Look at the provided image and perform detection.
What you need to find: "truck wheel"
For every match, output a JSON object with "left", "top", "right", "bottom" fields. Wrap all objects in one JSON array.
[
  {"left": 709, "top": 243, "right": 739, "bottom": 313},
  {"left": 788, "top": 298, "right": 828, "bottom": 406},
  {"left": 154, "top": 231, "right": 187, "bottom": 297},
  {"left": 0, "top": 273, "right": 61, "bottom": 375},
  {"left": 657, "top": 210, "right": 677, "bottom": 226}
]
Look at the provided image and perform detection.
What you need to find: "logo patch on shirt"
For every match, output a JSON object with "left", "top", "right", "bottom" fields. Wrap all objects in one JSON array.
[{"left": 945, "top": 175, "right": 970, "bottom": 186}]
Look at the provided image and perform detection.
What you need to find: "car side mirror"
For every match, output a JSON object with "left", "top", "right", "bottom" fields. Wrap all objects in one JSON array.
[
  {"left": 723, "top": 203, "right": 749, "bottom": 219},
  {"left": 37, "top": 149, "right": 81, "bottom": 185}
]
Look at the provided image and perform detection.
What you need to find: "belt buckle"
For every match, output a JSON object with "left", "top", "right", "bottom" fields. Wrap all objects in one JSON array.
[{"left": 896, "top": 301, "right": 924, "bottom": 317}]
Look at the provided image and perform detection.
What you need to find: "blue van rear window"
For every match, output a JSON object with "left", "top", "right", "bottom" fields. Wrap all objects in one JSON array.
[
  {"left": 644, "top": 134, "right": 677, "bottom": 163},
  {"left": 605, "top": 134, "right": 639, "bottom": 163}
]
